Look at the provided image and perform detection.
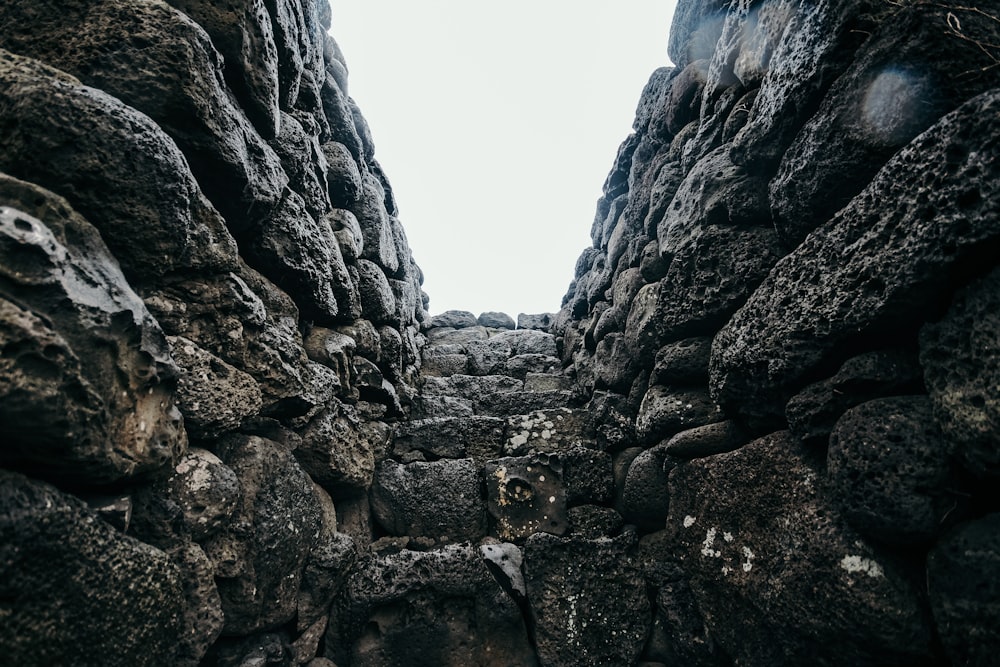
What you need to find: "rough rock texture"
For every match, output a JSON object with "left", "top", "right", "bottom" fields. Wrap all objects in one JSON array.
[{"left": 3, "top": 0, "right": 1000, "bottom": 664}]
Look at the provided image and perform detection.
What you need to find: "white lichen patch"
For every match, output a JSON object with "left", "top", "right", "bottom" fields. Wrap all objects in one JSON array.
[
  {"left": 840, "top": 555, "right": 884, "bottom": 578},
  {"left": 683, "top": 515, "right": 697, "bottom": 528},
  {"left": 741, "top": 546, "right": 755, "bottom": 572},
  {"left": 701, "top": 527, "right": 722, "bottom": 558},
  {"left": 723, "top": 531, "right": 734, "bottom": 542}
]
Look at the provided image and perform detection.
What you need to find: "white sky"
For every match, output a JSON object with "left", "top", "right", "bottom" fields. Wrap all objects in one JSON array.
[{"left": 329, "top": 1, "right": 677, "bottom": 318}]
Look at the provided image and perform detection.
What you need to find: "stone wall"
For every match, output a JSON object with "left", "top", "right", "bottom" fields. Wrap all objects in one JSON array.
[
  {"left": 1, "top": 0, "right": 999, "bottom": 666},
  {"left": 555, "top": 0, "right": 1000, "bottom": 665},
  {"left": 0, "top": 1, "right": 427, "bottom": 665}
]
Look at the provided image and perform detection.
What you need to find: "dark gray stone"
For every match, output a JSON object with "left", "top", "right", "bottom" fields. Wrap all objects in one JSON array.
[
  {"left": 392, "top": 416, "right": 506, "bottom": 465},
  {"left": 927, "top": 514, "right": 1000, "bottom": 667},
  {"left": 0, "top": 471, "right": 187, "bottom": 667},
  {"left": 478, "top": 311, "right": 515, "bottom": 329},
  {"left": 921, "top": 266, "right": 1000, "bottom": 477},
  {"left": 517, "top": 312, "right": 555, "bottom": 331},
  {"left": 621, "top": 446, "right": 678, "bottom": 532},
  {"left": 168, "top": 335, "right": 263, "bottom": 440},
  {"left": 713, "top": 89, "right": 1000, "bottom": 426},
  {"left": 828, "top": 396, "right": 958, "bottom": 545},
  {"left": 663, "top": 420, "right": 748, "bottom": 459},
  {"left": 635, "top": 386, "right": 723, "bottom": 445},
  {"left": 786, "top": 348, "right": 924, "bottom": 446},
  {"left": 202, "top": 435, "right": 322, "bottom": 635},
  {"left": 0, "top": 185, "right": 186, "bottom": 485},
  {"left": 370, "top": 459, "right": 486, "bottom": 543},
  {"left": 331, "top": 544, "right": 537, "bottom": 667},
  {"left": 568, "top": 505, "right": 624, "bottom": 539},
  {"left": 430, "top": 309, "right": 478, "bottom": 329},
  {"left": 484, "top": 454, "right": 568, "bottom": 542},
  {"left": 0, "top": 50, "right": 238, "bottom": 286},
  {"left": 296, "top": 402, "right": 389, "bottom": 498},
  {"left": 650, "top": 337, "right": 713, "bottom": 386},
  {"left": 168, "top": 448, "right": 240, "bottom": 541},
  {"left": 770, "top": 3, "right": 1000, "bottom": 245},
  {"left": 524, "top": 532, "right": 650, "bottom": 667},
  {"left": 667, "top": 432, "right": 933, "bottom": 665}
]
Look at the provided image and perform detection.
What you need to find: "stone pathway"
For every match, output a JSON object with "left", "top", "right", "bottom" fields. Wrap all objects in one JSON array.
[{"left": 329, "top": 310, "right": 651, "bottom": 666}]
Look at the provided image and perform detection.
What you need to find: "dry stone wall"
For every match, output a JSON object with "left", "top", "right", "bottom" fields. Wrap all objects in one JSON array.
[
  {"left": 555, "top": 1, "right": 1000, "bottom": 665},
  {"left": 1, "top": 0, "right": 999, "bottom": 666}
]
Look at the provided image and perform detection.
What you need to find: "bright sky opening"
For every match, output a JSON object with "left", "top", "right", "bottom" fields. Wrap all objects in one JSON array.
[{"left": 329, "top": 1, "right": 678, "bottom": 318}]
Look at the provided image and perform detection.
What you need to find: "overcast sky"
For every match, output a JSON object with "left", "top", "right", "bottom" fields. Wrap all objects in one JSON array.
[{"left": 329, "top": 1, "right": 678, "bottom": 319}]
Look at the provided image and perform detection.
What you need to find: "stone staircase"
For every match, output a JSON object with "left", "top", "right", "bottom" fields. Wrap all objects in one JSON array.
[{"left": 327, "top": 311, "right": 651, "bottom": 666}]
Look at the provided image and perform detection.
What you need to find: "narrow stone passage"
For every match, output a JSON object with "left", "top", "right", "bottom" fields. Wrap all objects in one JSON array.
[{"left": 1, "top": 0, "right": 999, "bottom": 665}]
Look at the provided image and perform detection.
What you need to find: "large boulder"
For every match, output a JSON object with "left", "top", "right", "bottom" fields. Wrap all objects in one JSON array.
[
  {"left": 0, "top": 179, "right": 186, "bottom": 485},
  {"left": 370, "top": 459, "right": 486, "bottom": 544},
  {"left": 713, "top": 88, "right": 1000, "bottom": 425},
  {"left": 0, "top": 50, "right": 238, "bottom": 287},
  {"left": 524, "top": 532, "right": 650, "bottom": 667},
  {"left": 667, "top": 431, "right": 933, "bottom": 665},
  {"left": 201, "top": 435, "right": 322, "bottom": 635},
  {"left": 0, "top": 471, "right": 187, "bottom": 667},
  {"left": 827, "top": 396, "right": 958, "bottom": 545}
]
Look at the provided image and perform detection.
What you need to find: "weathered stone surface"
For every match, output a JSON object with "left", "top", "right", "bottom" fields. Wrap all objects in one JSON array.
[
  {"left": 667, "top": 432, "right": 933, "bottom": 665},
  {"left": 0, "top": 0, "right": 290, "bottom": 236},
  {"left": 524, "top": 372, "right": 574, "bottom": 393},
  {"left": 296, "top": 402, "right": 389, "bottom": 498},
  {"left": 713, "top": 89, "right": 1000, "bottom": 425},
  {"left": 168, "top": 448, "right": 240, "bottom": 541},
  {"left": 203, "top": 435, "right": 322, "bottom": 635},
  {"left": 430, "top": 309, "right": 478, "bottom": 329},
  {"left": 770, "top": 3, "right": 1000, "bottom": 245},
  {"left": 663, "top": 420, "right": 748, "bottom": 459},
  {"left": 0, "top": 185, "right": 186, "bottom": 485},
  {"left": 163, "top": 0, "right": 280, "bottom": 138},
  {"left": 503, "top": 353, "right": 561, "bottom": 380},
  {"left": 621, "top": 446, "right": 677, "bottom": 532},
  {"left": 560, "top": 447, "right": 615, "bottom": 506},
  {"left": 492, "top": 328, "right": 559, "bottom": 356},
  {"left": 921, "top": 266, "right": 1000, "bottom": 477},
  {"left": 356, "top": 258, "right": 397, "bottom": 324},
  {"left": 504, "top": 408, "right": 593, "bottom": 455},
  {"left": 477, "top": 311, "right": 515, "bottom": 329},
  {"left": 730, "top": 0, "right": 871, "bottom": 169},
  {"left": 786, "top": 348, "right": 924, "bottom": 446},
  {"left": 568, "top": 505, "right": 624, "bottom": 539},
  {"left": 650, "top": 337, "right": 712, "bottom": 386},
  {"left": 0, "top": 471, "right": 186, "bottom": 667},
  {"left": 636, "top": 386, "right": 723, "bottom": 445},
  {"left": 392, "top": 416, "right": 505, "bottom": 464},
  {"left": 524, "top": 532, "right": 650, "bottom": 667},
  {"left": 169, "top": 335, "right": 263, "bottom": 439},
  {"left": 0, "top": 50, "right": 238, "bottom": 285},
  {"left": 517, "top": 312, "right": 555, "bottom": 331},
  {"left": 332, "top": 544, "right": 537, "bottom": 666},
  {"left": 927, "top": 514, "right": 1000, "bottom": 666},
  {"left": 297, "top": 527, "right": 357, "bottom": 634},
  {"left": 485, "top": 455, "right": 568, "bottom": 542},
  {"left": 370, "top": 459, "right": 486, "bottom": 543},
  {"left": 145, "top": 264, "right": 312, "bottom": 411},
  {"left": 170, "top": 542, "right": 225, "bottom": 665},
  {"left": 828, "top": 396, "right": 958, "bottom": 545},
  {"left": 464, "top": 337, "right": 512, "bottom": 375}
]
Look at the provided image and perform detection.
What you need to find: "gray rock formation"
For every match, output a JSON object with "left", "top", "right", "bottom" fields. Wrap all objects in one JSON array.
[{"left": 2, "top": 0, "right": 999, "bottom": 665}]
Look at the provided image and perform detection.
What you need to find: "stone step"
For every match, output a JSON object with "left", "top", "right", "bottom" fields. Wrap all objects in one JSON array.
[
  {"left": 418, "top": 373, "right": 580, "bottom": 417},
  {"left": 392, "top": 408, "right": 596, "bottom": 465}
]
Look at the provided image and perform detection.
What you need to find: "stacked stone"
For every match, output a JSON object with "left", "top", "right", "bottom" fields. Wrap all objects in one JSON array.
[
  {"left": 555, "top": 1, "right": 1000, "bottom": 665},
  {"left": 324, "top": 309, "right": 648, "bottom": 665},
  {"left": 0, "top": 1, "right": 427, "bottom": 665}
]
